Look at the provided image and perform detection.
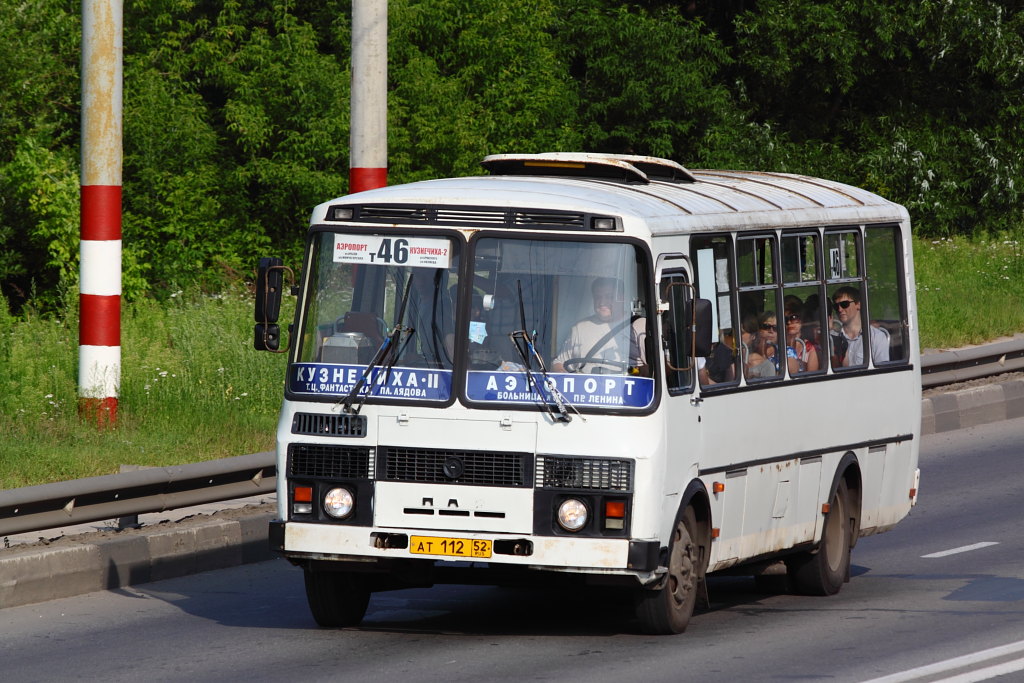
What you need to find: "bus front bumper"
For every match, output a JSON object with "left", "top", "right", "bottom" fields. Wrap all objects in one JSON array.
[{"left": 269, "top": 520, "right": 661, "bottom": 576}]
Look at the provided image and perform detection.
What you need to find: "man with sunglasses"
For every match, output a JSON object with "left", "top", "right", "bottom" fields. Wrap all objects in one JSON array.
[{"left": 832, "top": 286, "right": 889, "bottom": 367}]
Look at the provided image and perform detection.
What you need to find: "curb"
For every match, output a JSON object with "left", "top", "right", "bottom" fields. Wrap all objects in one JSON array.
[
  {"left": 921, "top": 376, "right": 1024, "bottom": 435},
  {"left": 3, "top": 378, "right": 1023, "bottom": 611},
  {"left": 0, "top": 508, "right": 276, "bottom": 610}
]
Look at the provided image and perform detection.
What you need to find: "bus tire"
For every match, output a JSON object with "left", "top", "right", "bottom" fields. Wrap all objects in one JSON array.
[
  {"left": 636, "top": 506, "right": 702, "bottom": 634},
  {"left": 787, "top": 479, "right": 852, "bottom": 596},
  {"left": 303, "top": 568, "right": 371, "bottom": 627}
]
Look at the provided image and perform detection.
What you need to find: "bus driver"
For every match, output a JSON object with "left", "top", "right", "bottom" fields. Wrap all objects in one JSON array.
[{"left": 552, "top": 277, "right": 647, "bottom": 375}]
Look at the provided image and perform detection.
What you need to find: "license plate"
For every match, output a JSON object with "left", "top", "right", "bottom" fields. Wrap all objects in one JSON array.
[{"left": 409, "top": 536, "right": 492, "bottom": 559}]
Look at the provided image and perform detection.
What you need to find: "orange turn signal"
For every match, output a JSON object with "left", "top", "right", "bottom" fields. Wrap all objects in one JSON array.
[
  {"left": 605, "top": 501, "right": 626, "bottom": 518},
  {"left": 712, "top": 481, "right": 725, "bottom": 494},
  {"left": 294, "top": 486, "right": 313, "bottom": 503}
]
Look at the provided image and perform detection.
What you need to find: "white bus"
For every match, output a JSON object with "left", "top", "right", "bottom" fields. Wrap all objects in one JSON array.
[{"left": 255, "top": 153, "right": 921, "bottom": 634}]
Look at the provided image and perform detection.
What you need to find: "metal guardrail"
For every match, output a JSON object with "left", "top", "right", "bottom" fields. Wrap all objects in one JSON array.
[
  {"left": 3, "top": 338, "right": 1022, "bottom": 540},
  {"left": 920, "top": 336, "right": 1024, "bottom": 388},
  {"left": 0, "top": 452, "right": 275, "bottom": 537}
]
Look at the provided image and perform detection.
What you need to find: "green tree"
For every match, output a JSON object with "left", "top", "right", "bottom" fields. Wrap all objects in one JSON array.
[
  {"left": 388, "top": 0, "right": 582, "bottom": 182},
  {"left": 554, "top": 1, "right": 737, "bottom": 161}
]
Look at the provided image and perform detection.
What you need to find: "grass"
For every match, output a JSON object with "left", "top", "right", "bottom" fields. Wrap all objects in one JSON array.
[
  {"left": 1, "top": 232, "right": 1022, "bottom": 489},
  {"left": 0, "top": 285, "right": 291, "bottom": 489},
  {"left": 913, "top": 232, "right": 1024, "bottom": 348}
]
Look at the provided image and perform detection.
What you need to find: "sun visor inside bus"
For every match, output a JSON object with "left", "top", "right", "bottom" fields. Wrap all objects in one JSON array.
[{"left": 481, "top": 153, "right": 697, "bottom": 184}]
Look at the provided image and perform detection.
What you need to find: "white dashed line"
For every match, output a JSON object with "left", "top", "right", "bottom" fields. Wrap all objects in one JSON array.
[
  {"left": 861, "top": 639, "right": 1024, "bottom": 683},
  {"left": 921, "top": 541, "right": 999, "bottom": 559}
]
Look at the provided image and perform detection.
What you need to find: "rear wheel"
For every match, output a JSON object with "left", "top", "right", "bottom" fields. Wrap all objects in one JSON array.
[
  {"left": 636, "top": 507, "right": 704, "bottom": 634},
  {"left": 303, "top": 568, "right": 371, "bottom": 627},
  {"left": 788, "top": 479, "right": 852, "bottom": 596}
]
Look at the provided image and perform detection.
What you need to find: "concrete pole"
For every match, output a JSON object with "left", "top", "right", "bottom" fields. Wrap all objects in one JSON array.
[
  {"left": 79, "top": 0, "right": 122, "bottom": 427},
  {"left": 350, "top": 0, "right": 387, "bottom": 193}
]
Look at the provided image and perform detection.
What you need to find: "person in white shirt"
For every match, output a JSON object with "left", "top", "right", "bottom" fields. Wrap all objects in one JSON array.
[
  {"left": 832, "top": 286, "right": 889, "bottom": 366},
  {"left": 552, "top": 277, "right": 647, "bottom": 375}
]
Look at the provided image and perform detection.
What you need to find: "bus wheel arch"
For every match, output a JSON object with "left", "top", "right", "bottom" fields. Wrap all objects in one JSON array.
[
  {"left": 787, "top": 455, "right": 862, "bottom": 596},
  {"left": 636, "top": 484, "right": 711, "bottom": 634}
]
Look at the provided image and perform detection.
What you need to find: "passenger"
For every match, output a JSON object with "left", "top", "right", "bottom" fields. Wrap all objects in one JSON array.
[
  {"left": 704, "top": 332, "right": 737, "bottom": 384},
  {"left": 552, "top": 277, "right": 647, "bottom": 375},
  {"left": 783, "top": 301, "right": 819, "bottom": 374},
  {"left": 826, "top": 299, "right": 848, "bottom": 368},
  {"left": 744, "top": 311, "right": 779, "bottom": 379},
  {"left": 833, "top": 286, "right": 889, "bottom": 366},
  {"left": 801, "top": 293, "right": 826, "bottom": 370}
]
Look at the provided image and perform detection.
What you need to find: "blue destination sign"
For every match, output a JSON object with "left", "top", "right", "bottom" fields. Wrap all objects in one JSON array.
[
  {"left": 466, "top": 371, "right": 654, "bottom": 409},
  {"left": 290, "top": 363, "right": 452, "bottom": 400}
]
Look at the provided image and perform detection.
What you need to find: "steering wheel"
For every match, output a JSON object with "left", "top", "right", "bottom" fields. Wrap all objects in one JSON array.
[{"left": 561, "top": 357, "right": 629, "bottom": 373}]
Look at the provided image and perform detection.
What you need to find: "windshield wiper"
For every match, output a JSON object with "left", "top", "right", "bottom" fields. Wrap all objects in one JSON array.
[
  {"left": 507, "top": 280, "right": 582, "bottom": 423},
  {"left": 341, "top": 274, "right": 415, "bottom": 414}
]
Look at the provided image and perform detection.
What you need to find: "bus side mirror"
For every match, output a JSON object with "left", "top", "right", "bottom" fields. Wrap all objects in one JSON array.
[
  {"left": 254, "top": 257, "right": 293, "bottom": 352},
  {"left": 255, "top": 257, "right": 283, "bottom": 323},
  {"left": 254, "top": 323, "right": 281, "bottom": 351}
]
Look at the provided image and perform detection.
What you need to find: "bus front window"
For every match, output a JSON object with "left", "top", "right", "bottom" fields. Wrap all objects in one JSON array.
[
  {"left": 290, "top": 231, "right": 460, "bottom": 401},
  {"left": 464, "top": 237, "right": 654, "bottom": 412}
]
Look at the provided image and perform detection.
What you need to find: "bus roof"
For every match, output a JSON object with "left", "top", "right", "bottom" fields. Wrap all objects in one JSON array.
[{"left": 313, "top": 153, "right": 909, "bottom": 234}]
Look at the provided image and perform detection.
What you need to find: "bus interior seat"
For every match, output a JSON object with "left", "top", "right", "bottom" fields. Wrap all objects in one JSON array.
[
  {"left": 338, "top": 311, "right": 385, "bottom": 347},
  {"left": 873, "top": 320, "right": 902, "bottom": 361}
]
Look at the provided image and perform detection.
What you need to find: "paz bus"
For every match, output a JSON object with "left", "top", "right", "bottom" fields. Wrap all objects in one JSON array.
[{"left": 254, "top": 152, "right": 921, "bottom": 634}]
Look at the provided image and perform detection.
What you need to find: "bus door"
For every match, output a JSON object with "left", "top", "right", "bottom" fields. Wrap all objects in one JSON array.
[{"left": 657, "top": 257, "right": 712, "bottom": 505}]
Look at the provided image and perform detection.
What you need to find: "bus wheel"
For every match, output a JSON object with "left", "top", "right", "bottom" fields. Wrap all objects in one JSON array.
[
  {"left": 788, "top": 479, "right": 852, "bottom": 596},
  {"left": 636, "top": 507, "right": 701, "bottom": 634},
  {"left": 303, "top": 568, "right": 371, "bottom": 627}
]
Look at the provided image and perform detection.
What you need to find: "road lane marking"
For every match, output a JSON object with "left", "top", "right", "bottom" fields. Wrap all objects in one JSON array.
[
  {"left": 921, "top": 541, "right": 999, "bottom": 558},
  {"left": 938, "top": 656, "right": 1024, "bottom": 683},
  {"left": 860, "top": 639, "right": 1024, "bottom": 683}
]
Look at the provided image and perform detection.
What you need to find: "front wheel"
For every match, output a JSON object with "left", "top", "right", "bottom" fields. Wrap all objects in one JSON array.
[
  {"left": 303, "top": 568, "right": 371, "bottom": 627},
  {"left": 636, "top": 507, "right": 704, "bottom": 634},
  {"left": 787, "top": 479, "right": 853, "bottom": 596}
]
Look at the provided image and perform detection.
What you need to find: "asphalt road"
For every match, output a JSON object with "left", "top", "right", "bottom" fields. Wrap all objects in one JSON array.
[{"left": 2, "top": 417, "right": 1022, "bottom": 683}]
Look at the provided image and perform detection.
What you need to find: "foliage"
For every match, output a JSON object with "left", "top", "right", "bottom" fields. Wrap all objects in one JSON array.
[
  {"left": 0, "top": 285, "right": 289, "bottom": 488},
  {"left": 2, "top": 0, "right": 1024, "bottom": 311},
  {"left": 913, "top": 232, "right": 1024, "bottom": 348}
]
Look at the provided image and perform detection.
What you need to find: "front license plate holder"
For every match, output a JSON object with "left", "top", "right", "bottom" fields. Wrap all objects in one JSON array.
[{"left": 409, "top": 535, "right": 493, "bottom": 559}]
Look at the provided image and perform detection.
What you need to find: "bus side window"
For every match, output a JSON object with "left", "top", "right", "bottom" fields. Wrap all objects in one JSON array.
[
  {"left": 737, "top": 235, "right": 782, "bottom": 381},
  {"left": 692, "top": 235, "right": 738, "bottom": 386},
  {"left": 825, "top": 230, "right": 862, "bottom": 370},
  {"left": 781, "top": 233, "right": 825, "bottom": 375},
  {"left": 865, "top": 225, "right": 908, "bottom": 363}
]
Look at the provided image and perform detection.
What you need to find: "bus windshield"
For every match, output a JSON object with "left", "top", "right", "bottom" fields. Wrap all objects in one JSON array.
[
  {"left": 463, "top": 236, "right": 654, "bottom": 412},
  {"left": 291, "top": 231, "right": 460, "bottom": 402}
]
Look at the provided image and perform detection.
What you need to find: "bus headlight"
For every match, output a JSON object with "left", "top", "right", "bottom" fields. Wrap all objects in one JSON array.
[
  {"left": 556, "top": 498, "right": 588, "bottom": 532},
  {"left": 323, "top": 487, "right": 355, "bottom": 519}
]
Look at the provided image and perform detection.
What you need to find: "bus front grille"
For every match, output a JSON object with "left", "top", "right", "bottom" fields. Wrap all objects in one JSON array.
[
  {"left": 288, "top": 443, "right": 373, "bottom": 479},
  {"left": 536, "top": 456, "right": 634, "bottom": 491},
  {"left": 379, "top": 447, "right": 532, "bottom": 488}
]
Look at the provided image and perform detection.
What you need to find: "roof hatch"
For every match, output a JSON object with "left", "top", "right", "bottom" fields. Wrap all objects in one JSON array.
[{"left": 481, "top": 152, "right": 697, "bottom": 184}]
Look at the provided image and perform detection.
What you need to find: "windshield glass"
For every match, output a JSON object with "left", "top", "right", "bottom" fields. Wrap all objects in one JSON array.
[
  {"left": 290, "top": 231, "right": 460, "bottom": 401},
  {"left": 464, "top": 237, "right": 655, "bottom": 411}
]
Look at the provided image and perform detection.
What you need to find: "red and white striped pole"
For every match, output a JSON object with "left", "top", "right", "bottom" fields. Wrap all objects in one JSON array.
[
  {"left": 79, "top": 0, "right": 122, "bottom": 427},
  {"left": 350, "top": 0, "right": 387, "bottom": 193}
]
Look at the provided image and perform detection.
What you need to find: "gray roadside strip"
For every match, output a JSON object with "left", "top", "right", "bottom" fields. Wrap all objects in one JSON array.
[{"left": 2, "top": 376, "right": 1023, "bottom": 611}]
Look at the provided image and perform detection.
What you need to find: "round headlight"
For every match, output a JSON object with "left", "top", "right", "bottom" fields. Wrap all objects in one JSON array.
[
  {"left": 323, "top": 487, "right": 355, "bottom": 519},
  {"left": 556, "top": 498, "right": 588, "bottom": 532}
]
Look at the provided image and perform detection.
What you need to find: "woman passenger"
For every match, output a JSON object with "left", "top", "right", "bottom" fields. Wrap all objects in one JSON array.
[
  {"left": 783, "top": 301, "right": 819, "bottom": 374},
  {"left": 747, "top": 311, "right": 780, "bottom": 378}
]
